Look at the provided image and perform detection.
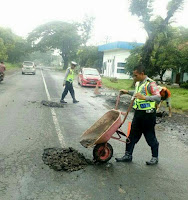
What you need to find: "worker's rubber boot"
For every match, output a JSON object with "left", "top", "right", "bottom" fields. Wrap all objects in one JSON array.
[
  {"left": 146, "top": 157, "right": 158, "bottom": 165},
  {"left": 115, "top": 152, "right": 132, "bottom": 162}
]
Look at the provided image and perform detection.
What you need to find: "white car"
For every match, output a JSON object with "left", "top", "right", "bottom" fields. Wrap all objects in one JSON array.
[{"left": 22, "top": 61, "right": 36, "bottom": 75}]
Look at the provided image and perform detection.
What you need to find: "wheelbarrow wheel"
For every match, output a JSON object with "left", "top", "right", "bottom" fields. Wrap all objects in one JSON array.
[{"left": 93, "top": 143, "right": 113, "bottom": 163}]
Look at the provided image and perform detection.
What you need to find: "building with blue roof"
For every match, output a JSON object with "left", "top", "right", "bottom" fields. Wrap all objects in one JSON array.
[{"left": 98, "top": 41, "right": 143, "bottom": 79}]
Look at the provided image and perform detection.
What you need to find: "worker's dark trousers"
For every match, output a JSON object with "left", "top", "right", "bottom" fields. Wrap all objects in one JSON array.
[
  {"left": 61, "top": 81, "right": 76, "bottom": 101},
  {"left": 126, "top": 110, "right": 159, "bottom": 157}
]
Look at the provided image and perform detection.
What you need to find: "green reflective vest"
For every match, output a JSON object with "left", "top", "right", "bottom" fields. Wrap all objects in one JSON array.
[
  {"left": 133, "top": 79, "right": 156, "bottom": 110},
  {"left": 66, "top": 68, "right": 74, "bottom": 83}
]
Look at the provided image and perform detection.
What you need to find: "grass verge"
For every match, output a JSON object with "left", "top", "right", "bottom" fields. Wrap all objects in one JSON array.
[
  {"left": 102, "top": 77, "right": 134, "bottom": 90},
  {"left": 5, "top": 63, "right": 21, "bottom": 70}
]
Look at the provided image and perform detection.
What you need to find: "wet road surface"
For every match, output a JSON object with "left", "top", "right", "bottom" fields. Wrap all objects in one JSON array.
[{"left": 0, "top": 67, "right": 188, "bottom": 200}]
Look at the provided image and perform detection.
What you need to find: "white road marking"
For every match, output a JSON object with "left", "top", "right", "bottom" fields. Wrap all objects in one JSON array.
[{"left": 41, "top": 70, "right": 66, "bottom": 148}]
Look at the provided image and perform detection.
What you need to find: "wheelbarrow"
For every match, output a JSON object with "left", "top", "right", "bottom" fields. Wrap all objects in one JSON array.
[{"left": 80, "top": 95, "right": 134, "bottom": 163}]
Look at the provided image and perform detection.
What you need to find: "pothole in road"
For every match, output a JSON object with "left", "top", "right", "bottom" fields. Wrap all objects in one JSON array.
[
  {"left": 41, "top": 100, "right": 64, "bottom": 108},
  {"left": 42, "top": 147, "right": 92, "bottom": 172}
]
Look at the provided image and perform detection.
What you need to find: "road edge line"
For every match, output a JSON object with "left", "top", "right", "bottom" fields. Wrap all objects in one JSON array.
[{"left": 41, "top": 70, "right": 66, "bottom": 148}]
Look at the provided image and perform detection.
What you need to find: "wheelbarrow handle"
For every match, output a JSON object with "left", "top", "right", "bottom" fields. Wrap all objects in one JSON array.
[
  {"left": 115, "top": 94, "right": 135, "bottom": 126},
  {"left": 115, "top": 94, "right": 121, "bottom": 110},
  {"left": 121, "top": 98, "right": 135, "bottom": 125}
]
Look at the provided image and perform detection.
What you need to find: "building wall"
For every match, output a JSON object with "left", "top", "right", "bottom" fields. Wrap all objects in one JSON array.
[
  {"left": 183, "top": 73, "right": 188, "bottom": 82},
  {"left": 155, "top": 70, "right": 172, "bottom": 81},
  {"left": 102, "top": 49, "right": 131, "bottom": 79}
]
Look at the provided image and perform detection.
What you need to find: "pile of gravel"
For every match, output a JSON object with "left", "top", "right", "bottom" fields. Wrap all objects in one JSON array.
[
  {"left": 41, "top": 100, "right": 64, "bottom": 108},
  {"left": 42, "top": 147, "right": 92, "bottom": 172}
]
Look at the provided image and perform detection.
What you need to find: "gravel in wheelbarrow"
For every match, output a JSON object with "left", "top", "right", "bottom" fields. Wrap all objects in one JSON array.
[{"left": 42, "top": 147, "right": 93, "bottom": 172}]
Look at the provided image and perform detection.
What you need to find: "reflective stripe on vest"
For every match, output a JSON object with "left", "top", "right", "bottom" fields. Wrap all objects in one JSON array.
[
  {"left": 133, "top": 80, "right": 156, "bottom": 110},
  {"left": 66, "top": 68, "right": 74, "bottom": 83}
]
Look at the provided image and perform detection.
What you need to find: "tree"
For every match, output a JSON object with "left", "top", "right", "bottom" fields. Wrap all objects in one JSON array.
[
  {"left": 126, "top": 25, "right": 188, "bottom": 81},
  {"left": 27, "top": 21, "right": 81, "bottom": 68},
  {"left": 7, "top": 36, "right": 31, "bottom": 63},
  {"left": 78, "top": 15, "right": 95, "bottom": 46},
  {"left": 0, "top": 27, "right": 30, "bottom": 63},
  {"left": 129, "top": 0, "right": 184, "bottom": 77},
  {"left": 125, "top": 46, "right": 142, "bottom": 75},
  {"left": 0, "top": 27, "right": 15, "bottom": 61},
  {"left": 177, "top": 27, "right": 188, "bottom": 73},
  {"left": 24, "top": 51, "right": 61, "bottom": 66},
  {"left": 77, "top": 46, "right": 103, "bottom": 72},
  {"left": 0, "top": 38, "right": 8, "bottom": 61}
]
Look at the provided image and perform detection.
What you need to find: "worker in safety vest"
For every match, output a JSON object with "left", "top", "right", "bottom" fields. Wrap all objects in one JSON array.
[
  {"left": 157, "top": 86, "right": 172, "bottom": 117},
  {"left": 60, "top": 61, "right": 79, "bottom": 104},
  {"left": 115, "top": 65, "right": 161, "bottom": 165}
]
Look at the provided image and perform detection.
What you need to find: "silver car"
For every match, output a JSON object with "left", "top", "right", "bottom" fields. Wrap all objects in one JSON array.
[{"left": 22, "top": 61, "right": 36, "bottom": 75}]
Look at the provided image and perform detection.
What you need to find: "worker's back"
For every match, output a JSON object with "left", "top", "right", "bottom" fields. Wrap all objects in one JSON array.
[{"left": 160, "top": 87, "right": 171, "bottom": 100}]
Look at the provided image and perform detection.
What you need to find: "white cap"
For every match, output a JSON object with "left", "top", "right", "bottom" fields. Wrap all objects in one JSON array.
[{"left": 71, "top": 61, "right": 77, "bottom": 66}]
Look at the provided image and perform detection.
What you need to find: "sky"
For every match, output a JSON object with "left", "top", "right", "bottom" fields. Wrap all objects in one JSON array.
[{"left": 0, "top": 0, "right": 188, "bottom": 45}]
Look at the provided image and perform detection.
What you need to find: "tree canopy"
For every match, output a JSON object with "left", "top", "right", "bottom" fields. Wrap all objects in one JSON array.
[
  {"left": 0, "top": 27, "right": 15, "bottom": 61},
  {"left": 78, "top": 15, "right": 95, "bottom": 46},
  {"left": 77, "top": 46, "right": 103, "bottom": 72},
  {"left": 126, "top": 0, "right": 187, "bottom": 80},
  {"left": 0, "top": 27, "right": 30, "bottom": 63},
  {"left": 27, "top": 21, "right": 81, "bottom": 68}
]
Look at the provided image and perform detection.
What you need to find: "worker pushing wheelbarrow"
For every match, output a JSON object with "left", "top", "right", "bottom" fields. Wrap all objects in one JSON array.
[{"left": 80, "top": 95, "right": 135, "bottom": 163}]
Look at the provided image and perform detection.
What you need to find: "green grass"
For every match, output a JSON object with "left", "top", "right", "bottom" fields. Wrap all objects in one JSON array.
[
  {"left": 5, "top": 63, "right": 21, "bottom": 70},
  {"left": 170, "top": 88, "right": 188, "bottom": 111},
  {"left": 102, "top": 77, "right": 134, "bottom": 90},
  {"left": 102, "top": 77, "right": 188, "bottom": 112}
]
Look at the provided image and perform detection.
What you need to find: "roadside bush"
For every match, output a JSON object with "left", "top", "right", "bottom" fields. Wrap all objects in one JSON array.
[
  {"left": 110, "top": 78, "right": 118, "bottom": 83},
  {"left": 5, "top": 62, "right": 21, "bottom": 70},
  {"left": 180, "top": 81, "right": 188, "bottom": 89}
]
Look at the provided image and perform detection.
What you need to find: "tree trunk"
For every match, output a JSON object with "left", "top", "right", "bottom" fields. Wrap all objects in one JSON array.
[
  {"left": 141, "top": 37, "right": 155, "bottom": 70},
  {"left": 61, "top": 54, "right": 69, "bottom": 69},
  {"left": 159, "top": 69, "right": 166, "bottom": 81},
  {"left": 160, "top": 73, "right": 163, "bottom": 81}
]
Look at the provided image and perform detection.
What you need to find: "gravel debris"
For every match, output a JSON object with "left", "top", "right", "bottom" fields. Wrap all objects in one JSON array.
[
  {"left": 42, "top": 147, "right": 93, "bottom": 172},
  {"left": 41, "top": 100, "right": 64, "bottom": 108}
]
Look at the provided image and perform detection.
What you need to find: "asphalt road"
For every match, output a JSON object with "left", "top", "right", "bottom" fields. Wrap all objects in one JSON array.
[{"left": 0, "top": 67, "right": 188, "bottom": 200}]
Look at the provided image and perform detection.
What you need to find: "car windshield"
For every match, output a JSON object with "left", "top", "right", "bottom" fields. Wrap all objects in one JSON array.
[
  {"left": 83, "top": 69, "right": 99, "bottom": 76},
  {"left": 23, "top": 62, "right": 33, "bottom": 66}
]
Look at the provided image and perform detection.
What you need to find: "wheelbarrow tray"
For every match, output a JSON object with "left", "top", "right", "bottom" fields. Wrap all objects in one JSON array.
[{"left": 80, "top": 109, "right": 121, "bottom": 148}]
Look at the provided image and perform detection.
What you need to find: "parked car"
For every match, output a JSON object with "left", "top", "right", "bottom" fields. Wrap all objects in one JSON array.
[
  {"left": 22, "top": 61, "right": 36, "bottom": 75},
  {"left": 78, "top": 68, "right": 102, "bottom": 87}
]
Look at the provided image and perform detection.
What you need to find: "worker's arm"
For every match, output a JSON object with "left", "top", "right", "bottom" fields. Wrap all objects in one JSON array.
[
  {"left": 134, "top": 82, "right": 161, "bottom": 103},
  {"left": 119, "top": 89, "right": 134, "bottom": 96},
  {"left": 145, "top": 82, "right": 161, "bottom": 104}
]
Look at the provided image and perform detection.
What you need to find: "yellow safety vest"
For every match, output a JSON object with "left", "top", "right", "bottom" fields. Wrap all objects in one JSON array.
[
  {"left": 66, "top": 68, "right": 74, "bottom": 83},
  {"left": 133, "top": 79, "right": 156, "bottom": 110}
]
